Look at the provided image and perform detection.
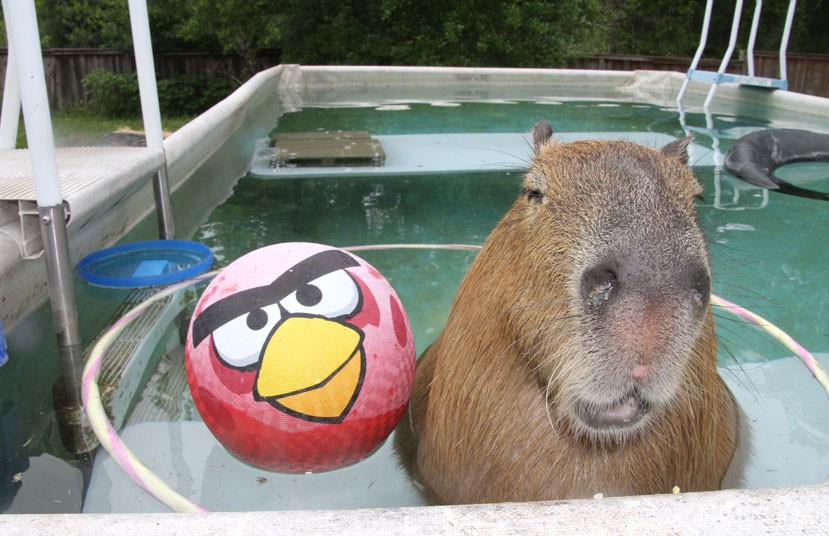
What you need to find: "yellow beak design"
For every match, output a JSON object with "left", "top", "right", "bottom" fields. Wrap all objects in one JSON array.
[{"left": 255, "top": 316, "right": 365, "bottom": 423}]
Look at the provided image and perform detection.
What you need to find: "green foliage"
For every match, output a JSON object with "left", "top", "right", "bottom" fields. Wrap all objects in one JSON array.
[
  {"left": 603, "top": 0, "right": 699, "bottom": 56},
  {"left": 278, "top": 0, "right": 610, "bottom": 67},
  {"left": 81, "top": 69, "right": 141, "bottom": 117},
  {"left": 177, "top": 0, "right": 281, "bottom": 77},
  {"left": 0, "top": 0, "right": 192, "bottom": 51},
  {"left": 762, "top": 0, "right": 829, "bottom": 54},
  {"left": 603, "top": 0, "right": 829, "bottom": 58},
  {"left": 82, "top": 69, "right": 235, "bottom": 118},
  {"left": 36, "top": 0, "right": 132, "bottom": 49},
  {"left": 157, "top": 75, "right": 236, "bottom": 116},
  {"left": 1, "top": 0, "right": 827, "bottom": 78}
]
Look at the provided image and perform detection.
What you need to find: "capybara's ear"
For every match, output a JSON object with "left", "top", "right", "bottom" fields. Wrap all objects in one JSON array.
[
  {"left": 660, "top": 135, "right": 694, "bottom": 165},
  {"left": 532, "top": 121, "right": 554, "bottom": 153}
]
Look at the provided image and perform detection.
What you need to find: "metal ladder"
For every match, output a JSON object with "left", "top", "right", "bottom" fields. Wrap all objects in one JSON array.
[{"left": 676, "top": 0, "right": 797, "bottom": 109}]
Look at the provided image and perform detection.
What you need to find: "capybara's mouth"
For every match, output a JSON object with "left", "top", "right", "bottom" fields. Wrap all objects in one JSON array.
[{"left": 577, "top": 389, "right": 651, "bottom": 430}]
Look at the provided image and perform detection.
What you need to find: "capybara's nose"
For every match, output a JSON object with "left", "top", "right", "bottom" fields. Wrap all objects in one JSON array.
[
  {"left": 580, "top": 255, "right": 710, "bottom": 314},
  {"left": 580, "top": 263, "right": 618, "bottom": 307},
  {"left": 680, "top": 262, "right": 711, "bottom": 311}
]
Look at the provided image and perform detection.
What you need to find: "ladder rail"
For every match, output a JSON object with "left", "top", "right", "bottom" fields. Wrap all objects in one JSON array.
[
  {"left": 746, "top": 0, "right": 764, "bottom": 77},
  {"left": 676, "top": 0, "right": 715, "bottom": 106},
  {"left": 678, "top": 0, "right": 797, "bottom": 110},
  {"left": 703, "top": 0, "right": 746, "bottom": 109},
  {"left": 779, "top": 0, "right": 798, "bottom": 82}
]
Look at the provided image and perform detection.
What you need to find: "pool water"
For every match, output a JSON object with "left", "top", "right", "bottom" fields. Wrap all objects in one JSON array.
[
  {"left": 203, "top": 101, "right": 829, "bottom": 362},
  {"left": 2, "top": 99, "right": 828, "bottom": 513}
]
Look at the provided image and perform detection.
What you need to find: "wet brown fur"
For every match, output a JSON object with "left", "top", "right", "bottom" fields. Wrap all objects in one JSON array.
[{"left": 398, "top": 125, "right": 738, "bottom": 504}]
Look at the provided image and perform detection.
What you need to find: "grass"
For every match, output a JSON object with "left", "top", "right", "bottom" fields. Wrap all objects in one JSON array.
[{"left": 11, "top": 109, "right": 193, "bottom": 148}]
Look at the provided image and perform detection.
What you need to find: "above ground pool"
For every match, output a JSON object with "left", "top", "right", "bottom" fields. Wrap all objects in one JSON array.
[{"left": 1, "top": 70, "right": 827, "bottom": 519}]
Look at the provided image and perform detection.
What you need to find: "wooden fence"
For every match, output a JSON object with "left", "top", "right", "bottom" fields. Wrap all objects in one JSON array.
[
  {"left": 1, "top": 49, "right": 828, "bottom": 111},
  {"left": 568, "top": 51, "right": 829, "bottom": 98},
  {"left": 0, "top": 48, "right": 281, "bottom": 111}
]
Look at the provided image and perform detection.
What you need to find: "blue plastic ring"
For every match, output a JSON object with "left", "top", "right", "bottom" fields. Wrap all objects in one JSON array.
[{"left": 77, "top": 239, "right": 214, "bottom": 289}]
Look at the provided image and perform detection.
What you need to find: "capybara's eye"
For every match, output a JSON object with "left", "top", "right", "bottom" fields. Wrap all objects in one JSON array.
[{"left": 522, "top": 187, "right": 544, "bottom": 203}]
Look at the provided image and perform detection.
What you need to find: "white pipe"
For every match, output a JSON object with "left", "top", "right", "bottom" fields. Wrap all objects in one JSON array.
[
  {"left": 746, "top": 0, "right": 764, "bottom": 77},
  {"left": 688, "top": 0, "right": 714, "bottom": 72},
  {"left": 127, "top": 0, "right": 164, "bottom": 150},
  {"left": 716, "top": 0, "right": 745, "bottom": 76},
  {"left": 0, "top": 9, "right": 21, "bottom": 151},
  {"left": 3, "top": 0, "right": 62, "bottom": 207},
  {"left": 704, "top": 0, "right": 746, "bottom": 110},
  {"left": 128, "top": 0, "right": 174, "bottom": 239},
  {"left": 676, "top": 0, "right": 714, "bottom": 106},
  {"left": 779, "top": 0, "right": 798, "bottom": 82},
  {"left": 5, "top": 0, "right": 84, "bottom": 429}
]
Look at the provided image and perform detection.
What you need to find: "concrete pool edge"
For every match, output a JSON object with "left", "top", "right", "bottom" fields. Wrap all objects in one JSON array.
[
  {"left": 1, "top": 66, "right": 828, "bottom": 526},
  {"left": 4, "top": 483, "right": 828, "bottom": 534}
]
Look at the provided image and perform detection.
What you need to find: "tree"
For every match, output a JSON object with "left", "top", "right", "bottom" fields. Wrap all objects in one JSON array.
[
  {"left": 278, "top": 0, "right": 610, "bottom": 67},
  {"left": 1, "top": 0, "right": 826, "bottom": 68},
  {"left": 177, "top": 0, "right": 282, "bottom": 80},
  {"left": 38, "top": 0, "right": 131, "bottom": 48},
  {"left": 2, "top": 0, "right": 192, "bottom": 51}
]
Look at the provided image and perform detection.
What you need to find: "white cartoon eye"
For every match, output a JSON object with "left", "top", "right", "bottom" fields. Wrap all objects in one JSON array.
[
  {"left": 279, "top": 269, "right": 360, "bottom": 318},
  {"left": 212, "top": 303, "right": 282, "bottom": 368}
]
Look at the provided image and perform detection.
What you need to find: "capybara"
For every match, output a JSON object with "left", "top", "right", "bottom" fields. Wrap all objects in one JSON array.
[{"left": 400, "top": 122, "right": 738, "bottom": 504}]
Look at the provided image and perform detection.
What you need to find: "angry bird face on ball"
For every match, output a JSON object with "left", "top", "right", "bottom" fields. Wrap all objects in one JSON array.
[
  {"left": 192, "top": 249, "right": 367, "bottom": 423},
  {"left": 184, "top": 242, "right": 415, "bottom": 473}
]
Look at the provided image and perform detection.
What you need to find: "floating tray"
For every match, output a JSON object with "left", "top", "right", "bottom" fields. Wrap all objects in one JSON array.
[
  {"left": 269, "top": 131, "right": 385, "bottom": 168},
  {"left": 77, "top": 240, "right": 213, "bottom": 289}
]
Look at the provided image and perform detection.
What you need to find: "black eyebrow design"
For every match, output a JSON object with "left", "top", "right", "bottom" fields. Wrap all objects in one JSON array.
[{"left": 191, "top": 249, "right": 360, "bottom": 346}]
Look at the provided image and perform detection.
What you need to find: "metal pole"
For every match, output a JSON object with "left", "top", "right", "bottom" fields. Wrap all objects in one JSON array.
[
  {"left": 4, "top": 0, "right": 91, "bottom": 454},
  {"left": 128, "top": 0, "right": 175, "bottom": 239},
  {"left": 38, "top": 207, "right": 81, "bottom": 349}
]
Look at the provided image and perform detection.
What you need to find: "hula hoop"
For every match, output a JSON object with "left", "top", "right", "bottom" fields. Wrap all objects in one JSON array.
[{"left": 81, "top": 244, "right": 828, "bottom": 513}]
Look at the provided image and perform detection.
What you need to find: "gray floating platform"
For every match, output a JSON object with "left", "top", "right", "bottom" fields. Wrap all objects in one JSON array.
[
  {"left": 269, "top": 130, "right": 385, "bottom": 168},
  {"left": 249, "top": 132, "right": 715, "bottom": 179}
]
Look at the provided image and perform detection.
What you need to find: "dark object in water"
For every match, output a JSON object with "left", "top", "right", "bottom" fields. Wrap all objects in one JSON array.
[
  {"left": 724, "top": 129, "right": 829, "bottom": 201},
  {"left": 0, "top": 402, "right": 29, "bottom": 511}
]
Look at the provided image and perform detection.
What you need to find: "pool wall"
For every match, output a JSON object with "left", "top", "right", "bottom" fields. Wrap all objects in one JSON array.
[{"left": 1, "top": 66, "right": 827, "bottom": 531}]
